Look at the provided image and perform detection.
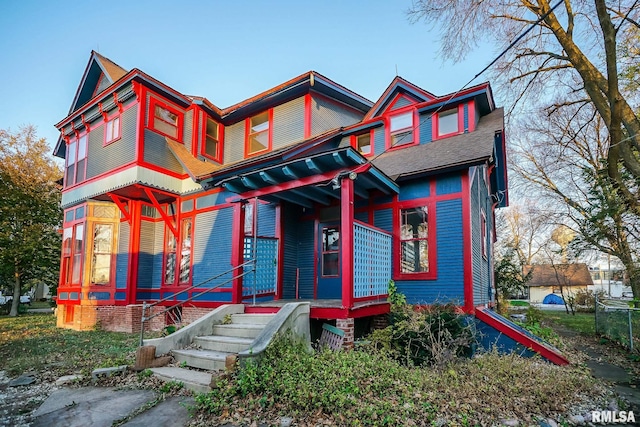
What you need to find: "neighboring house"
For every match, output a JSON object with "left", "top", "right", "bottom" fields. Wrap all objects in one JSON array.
[
  {"left": 525, "top": 263, "right": 594, "bottom": 303},
  {"left": 53, "top": 52, "right": 508, "bottom": 344}
]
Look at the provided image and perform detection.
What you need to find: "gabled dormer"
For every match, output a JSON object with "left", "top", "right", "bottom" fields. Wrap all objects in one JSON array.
[{"left": 69, "top": 51, "right": 128, "bottom": 114}]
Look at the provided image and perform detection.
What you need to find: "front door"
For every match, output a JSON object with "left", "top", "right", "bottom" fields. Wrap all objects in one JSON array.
[{"left": 316, "top": 223, "right": 341, "bottom": 299}]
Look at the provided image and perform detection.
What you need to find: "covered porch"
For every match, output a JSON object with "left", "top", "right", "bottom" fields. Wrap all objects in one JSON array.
[{"left": 208, "top": 147, "right": 398, "bottom": 318}]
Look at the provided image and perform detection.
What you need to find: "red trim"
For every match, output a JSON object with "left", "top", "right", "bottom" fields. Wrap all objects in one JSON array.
[
  {"left": 433, "top": 104, "right": 465, "bottom": 140},
  {"left": 107, "top": 193, "right": 131, "bottom": 224},
  {"left": 384, "top": 106, "right": 419, "bottom": 151},
  {"left": 103, "top": 114, "right": 122, "bottom": 147},
  {"left": 275, "top": 204, "right": 284, "bottom": 300},
  {"left": 200, "top": 114, "right": 224, "bottom": 163},
  {"left": 231, "top": 202, "right": 245, "bottom": 303},
  {"left": 148, "top": 96, "right": 184, "bottom": 142},
  {"left": 313, "top": 218, "right": 318, "bottom": 299},
  {"left": 135, "top": 84, "right": 145, "bottom": 162},
  {"left": 341, "top": 177, "right": 354, "bottom": 309},
  {"left": 475, "top": 308, "right": 570, "bottom": 365},
  {"left": 350, "top": 129, "right": 374, "bottom": 157},
  {"left": 127, "top": 201, "right": 141, "bottom": 304},
  {"left": 304, "top": 94, "right": 312, "bottom": 138},
  {"left": 461, "top": 173, "right": 474, "bottom": 312},
  {"left": 387, "top": 93, "right": 419, "bottom": 112},
  {"left": 244, "top": 108, "right": 273, "bottom": 158},
  {"left": 143, "top": 187, "right": 178, "bottom": 237}
]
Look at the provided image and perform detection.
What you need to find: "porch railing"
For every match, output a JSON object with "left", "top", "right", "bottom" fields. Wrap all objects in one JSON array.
[
  {"left": 243, "top": 237, "right": 278, "bottom": 302},
  {"left": 353, "top": 221, "right": 392, "bottom": 299},
  {"left": 139, "top": 259, "right": 255, "bottom": 346}
]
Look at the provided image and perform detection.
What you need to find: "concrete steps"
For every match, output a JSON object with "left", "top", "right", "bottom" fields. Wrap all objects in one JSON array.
[{"left": 154, "top": 311, "right": 273, "bottom": 392}]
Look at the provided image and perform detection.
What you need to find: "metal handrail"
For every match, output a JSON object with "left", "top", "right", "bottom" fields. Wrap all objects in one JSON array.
[{"left": 139, "top": 259, "right": 255, "bottom": 346}]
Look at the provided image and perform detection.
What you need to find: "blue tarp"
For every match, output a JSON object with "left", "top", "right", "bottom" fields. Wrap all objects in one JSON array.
[{"left": 542, "top": 293, "right": 564, "bottom": 304}]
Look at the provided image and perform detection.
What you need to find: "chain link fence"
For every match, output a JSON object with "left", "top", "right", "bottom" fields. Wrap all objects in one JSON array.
[{"left": 595, "top": 296, "right": 640, "bottom": 352}]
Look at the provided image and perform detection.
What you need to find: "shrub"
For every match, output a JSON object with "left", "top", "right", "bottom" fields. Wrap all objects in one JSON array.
[
  {"left": 370, "top": 301, "right": 474, "bottom": 367},
  {"left": 573, "top": 289, "right": 607, "bottom": 312}
]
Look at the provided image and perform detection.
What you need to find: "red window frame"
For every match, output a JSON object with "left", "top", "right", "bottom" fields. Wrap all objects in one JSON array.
[
  {"left": 163, "top": 215, "right": 194, "bottom": 287},
  {"left": 481, "top": 210, "right": 487, "bottom": 259},
  {"left": 394, "top": 201, "right": 437, "bottom": 281},
  {"left": 103, "top": 115, "right": 121, "bottom": 146},
  {"left": 90, "top": 222, "right": 115, "bottom": 286},
  {"left": 351, "top": 130, "right": 374, "bottom": 157},
  {"left": 60, "top": 205, "right": 86, "bottom": 289},
  {"left": 149, "top": 97, "right": 183, "bottom": 141},
  {"left": 386, "top": 108, "right": 418, "bottom": 150},
  {"left": 244, "top": 109, "right": 273, "bottom": 158},
  {"left": 65, "top": 133, "right": 88, "bottom": 187},
  {"left": 201, "top": 116, "right": 224, "bottom": 163},
  {"left": 434, "top": 105, "right": 464, "bottom": 139}
]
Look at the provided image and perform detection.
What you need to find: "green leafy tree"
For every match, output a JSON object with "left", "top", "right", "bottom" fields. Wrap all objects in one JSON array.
[
  {"left": 494, "top": 249, "right": 531, "bottom": 313},
  {"left": 0, "top": 126, "right": 62, "bottom": 316}
]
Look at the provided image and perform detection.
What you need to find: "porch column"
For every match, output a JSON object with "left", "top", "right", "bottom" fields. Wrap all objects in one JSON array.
[
  {"left": 340, "top": 177, "right": 354, "bottom": 309},
  {"left": 231, "top": 201, "right": 246, "bottom": 304},
  {"left": 127, "top": 201, "right": 141, "bottom": 305}
]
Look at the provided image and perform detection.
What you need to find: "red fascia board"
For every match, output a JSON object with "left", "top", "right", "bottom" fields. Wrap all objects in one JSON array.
[
  {"left": 415, "top": 84, "right": 490, "bottom": 115},
  {"left": 475, "top": 308, "right": 570, "bottom": 365},
  {"left": 364, "top": 76, "right": 437, "bottom": 120}
]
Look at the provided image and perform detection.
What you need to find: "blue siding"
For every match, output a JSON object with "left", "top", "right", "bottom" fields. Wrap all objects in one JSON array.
[
  {"left": 192, "top": 207, "right": 234, "bottom": 290},
  {"left": 471, "top": 167, "right": 492, "bottom": 306},
  {"left": 436, "top": 175, "right": 462, "bottom": 195},
  {"left": 463, "top": 104, "right": 469, "bottom": 133},
  {"left": 195, "top": 191, "right": 233, "bottom": 209},
  {"left": 115, "top": 292, "right": 126, "bottom": 301},
  {"left": 392, "top": 96, "right": 414, "bottom": 110},
  {"left": 354, "top": 211, "right": 368, "bottom": 223},
  {"left": 282, "top": 203, "right": 300, "bottom": 299},
  {"left": 399, "top": 178, "right": 430, "bottom": 201},
  {"left": 257, "top": 202, "right": 276, "bottom": 237},
  {"left": 373, "top": 127, "right": 385, "bottom": 156},
  {"left": 374, "top": 208, "right": 393, "bottom": 233},
  {"left": 418, "top": 112, "right": 433, "bottom": 144},
  {"left": 137, "top": 220, "right": 158, "bottom": 289},
  {"left": 296, "top": 219, "right": 315, "bottom": 299},
  {"left": 396, "top": 198, "right": 464, "bottom": 305},
  {"left": 116, "top": 221, "right": 130, "bottom": 289}
]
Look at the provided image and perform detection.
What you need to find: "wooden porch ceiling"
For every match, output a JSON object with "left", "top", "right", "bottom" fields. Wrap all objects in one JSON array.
[{"left": 216, "top": 147, "right": 398, "bottom": 207}]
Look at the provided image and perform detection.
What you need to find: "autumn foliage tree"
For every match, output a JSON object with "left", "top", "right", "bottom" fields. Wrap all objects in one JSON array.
[{"left": 0, "top": 126, "right": 62, "bottom": 316}]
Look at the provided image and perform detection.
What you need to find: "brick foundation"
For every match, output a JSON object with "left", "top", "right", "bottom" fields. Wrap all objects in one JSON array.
[
  {"left": 336, "top": 318, "right": 355, "bottom": 350},
  {"left": 372, "top": 314, "right": 389, "bottom": 330},
  {"left": 56, "top": 303, "right": 216, "bottom": 333}
]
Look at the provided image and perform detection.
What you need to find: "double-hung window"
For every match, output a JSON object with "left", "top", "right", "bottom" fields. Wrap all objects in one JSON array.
[
  {"left": 164, "top": 217, "right": 193, "bottom": 286},
  {"left": 396, "top": 204, "right": 436, "bottom": 279},
  {"left": 353, "top": 132, "right": 372, "bottom": 156},
  {"left": 246, "top": 111, "right": 271, "bottom": 156},
  {"left": 150, "top": 98, "right": 183, "bottom": 140},
  {"left": 389, "top": 111, "right": 414, "bottom": 147},
  {"left": 437, "top": 108, "right": 459, "bottom": 137},
  {"left": 65, "top": 134, "right": 88, "bottom": 186},
  {"left": 202, "top": 117, "right": 222, "bottom": 162},
  {"left": 104, "top": 116, "right": 120, "bottom": 145}
]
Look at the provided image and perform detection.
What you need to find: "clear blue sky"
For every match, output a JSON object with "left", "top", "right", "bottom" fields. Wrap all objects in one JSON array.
[{"left": 0, "top": 0, "right": 497, "bottom": 152}]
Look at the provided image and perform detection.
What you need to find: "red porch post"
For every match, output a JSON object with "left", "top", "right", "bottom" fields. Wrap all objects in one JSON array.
[
  {"left": 231, "top": 201, "right": 246, "bottom": 304},
  {"left": 341, "top": 177, "right": 354, "bottom": 309},
  {"left": 127, "top": 200, "right": 141, "bottom": 305}
]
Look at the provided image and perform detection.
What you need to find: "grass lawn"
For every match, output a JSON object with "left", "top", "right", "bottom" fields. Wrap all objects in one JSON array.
[
  {"left": 543, "top": 311, "right": 596, "bottom": 335},
  {"left": 0, "top": 312, "right": 139, "bottom": 376}
]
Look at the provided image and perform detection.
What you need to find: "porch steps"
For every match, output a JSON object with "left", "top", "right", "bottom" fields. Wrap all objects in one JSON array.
[{"left": 166, "top": 312, "right": 276, "bottom": 390}]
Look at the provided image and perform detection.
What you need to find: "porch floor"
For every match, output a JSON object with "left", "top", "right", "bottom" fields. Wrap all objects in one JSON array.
[{"left": 243, "top": 298, "right": 390, "bottom": 319}]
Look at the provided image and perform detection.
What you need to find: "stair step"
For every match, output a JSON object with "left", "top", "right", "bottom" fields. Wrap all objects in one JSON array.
[
  {"left": 172, "top": 348, "right": 230, "bottom": 371},
  {"left": 212, "top": 323, "right": 264, "bottom": 338},
  {"left": 230, "top": 313, "right": 275, "bottom": 325},
  {"left": 150, "top": 366, "right": 211, "bottom": 394},
  {"left": 194, "top": 335, "right": 253, "bottom": 353}
]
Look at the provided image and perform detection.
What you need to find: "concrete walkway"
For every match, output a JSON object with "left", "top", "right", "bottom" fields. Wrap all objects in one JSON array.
[{"left": 31, "top": 387, "right": 194, "bottom": 427}]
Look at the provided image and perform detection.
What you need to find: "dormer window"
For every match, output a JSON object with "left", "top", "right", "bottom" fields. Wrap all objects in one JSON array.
[
  {"left": 149, "top": 98, "right": 183, "bottom": 140},
  {"left": 202, "top": 117, "right": 222, "bottom": 162},
  {"left": 352, "top": 131, "right": 373, "bottom": 156},
  {"left": 390, "top": 111, "right": 414, "bottom": 147},
  {"left": 437, "top": 108, "right": 459, "bottom": 137},
  {"left": 246, "top": 110, "right": 272, "bottom": 157}
]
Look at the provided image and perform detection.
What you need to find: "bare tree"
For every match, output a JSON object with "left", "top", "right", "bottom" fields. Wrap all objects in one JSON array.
[{"left": 408, "top": 0, "right": 640, "bottom": 213}]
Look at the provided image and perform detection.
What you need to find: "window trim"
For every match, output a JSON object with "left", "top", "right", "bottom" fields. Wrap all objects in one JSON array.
[
  {"left": 149, "top": 97, "right": 184, "bottom": 141},
  {"left": 90, "top": 222, "right": 115, "bottom": 286},
  {"left": 65, "top": 133, "right": 88, "bottom": 187},
  {"left": 481, "top": 210, "right": 487, "bottom": 259},
  {"left": 244, "top": 109, "right": 273, "bottom": 158},
  {"left": 201, "top": 116, "right": 224, "bottom": 163},
  {"left": 350, "top": 130, "right": 374, "bottom": 157},
  {"left": 385, "top": 107, "right": 418, "bottom": 150},
  {"left": 394, "top": 201, "right": 437, "bottom": 280},
  {"left": 103, "top": 115, "right": 121, "bottom": 146},
  {"left": 435, "top": 105, "right": 463, "bottom": 139},
  {"left": 163, "top": 216, "right": 194, "bottom": 287}
]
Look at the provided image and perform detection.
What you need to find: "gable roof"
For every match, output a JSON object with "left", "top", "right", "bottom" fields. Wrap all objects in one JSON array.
[
  {"left": 371, "top": 107, "right": 504, "bottom": 180},
  {"left": 364, "top": 76, "right": 436, "bottom": 120},
  {"left": 525, "top": 263, "right": 594, "bottom": 287},
  {"left": 69, "top": 51, "right": 128, "bottom": 114}
]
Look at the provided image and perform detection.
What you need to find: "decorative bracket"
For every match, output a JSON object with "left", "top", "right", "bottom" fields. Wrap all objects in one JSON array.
[
  {"left": 106, "top": 193, "right": 131, "bottom": 224},
  {"left": 81, "top": 114, "right": 90, "bottom": 132},
  {"left": 142, "top": 187, "right": 178, "bottom": 238},
  {"left": 98, "top": 102, "right": 108, "bottom": 121},
  {"left": 113, "top": 92, "right": 124, "bottom": 113}
]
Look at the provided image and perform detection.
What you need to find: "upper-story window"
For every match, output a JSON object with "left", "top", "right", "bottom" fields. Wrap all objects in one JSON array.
[
  {"left": 66, "top": 134, "right": 88, "bottom": 186},
  {"left": 437, "top": 108, "right": 459, "bottom": 137},
  {"left": 352, "top": 132, "right": 373, "bottom": 156},
  {"left": 389, "top": 111, "right": 414, "bottom": 147},
  {"left": 202, "top": 117, "right": 222, "bottom": 162},
  {"left": 246, "top": 110, "right": 272, "bottom": 157},
  {"left": 104, "top": 116, "right": 121, "bottom": 146},
  {"left": 149, "top": 98, "right": 183, "bottom": 140}
]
